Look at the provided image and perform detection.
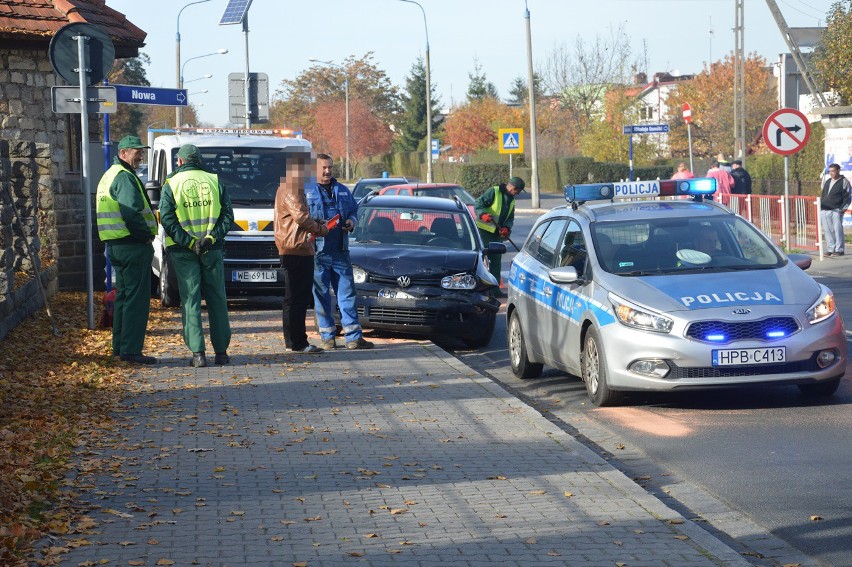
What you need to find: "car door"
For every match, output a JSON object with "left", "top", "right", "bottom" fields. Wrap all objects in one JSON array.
[
  {"left": 550, "top": 219, "right": 589, "bottom": 369},
  {"left": 521, "top": 218, "right": 568, "bottom": 359}
]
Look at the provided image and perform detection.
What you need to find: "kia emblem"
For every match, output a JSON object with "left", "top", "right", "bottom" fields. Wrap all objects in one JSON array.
[
  {"left": 397, "top": 275, "right": 411, "bottom": 288},
  {"left": 732, "top": 308, "right": 751, "bottom": 315}
]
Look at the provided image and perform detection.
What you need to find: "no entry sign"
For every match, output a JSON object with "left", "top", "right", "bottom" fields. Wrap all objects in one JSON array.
[{"left": 762, "top": 108, "right": 811, "bottom": 156}]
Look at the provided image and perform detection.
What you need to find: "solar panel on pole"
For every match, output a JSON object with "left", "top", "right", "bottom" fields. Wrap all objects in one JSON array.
[{"left": 219, "top": 0, "right": 252, "bottom": 25}]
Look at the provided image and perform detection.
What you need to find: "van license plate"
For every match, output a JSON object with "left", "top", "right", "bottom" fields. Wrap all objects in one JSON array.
[
  {"left": 712, "top": 347, "right": 786, "bottom": 366},
  {"left": 232, "top": 270, "right": 277, "bottom": 282}
]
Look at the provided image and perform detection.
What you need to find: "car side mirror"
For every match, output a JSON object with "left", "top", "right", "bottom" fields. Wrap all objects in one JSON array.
[
  {"left": 548, "top": 266, "right": 579, "bottom": 284},
  {"left": 145, "top": 181, "right": 162, "bottom": 209},
  {"left": 487, "top": 242, "right": 507, "bottom": 255},
  {"left": 788, "top": 253, "right": 812, "bottom": 271}
]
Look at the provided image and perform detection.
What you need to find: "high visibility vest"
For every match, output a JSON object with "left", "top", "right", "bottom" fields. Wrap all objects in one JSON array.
[
  {"left": 96, "top": 164, "right": 157, "bottom": 241},
  {"left": 165, "top": 169, "right": 222, "bottom": 247},
  {"left": 475, "top": 186, "right": 515, "bottom": 233}
]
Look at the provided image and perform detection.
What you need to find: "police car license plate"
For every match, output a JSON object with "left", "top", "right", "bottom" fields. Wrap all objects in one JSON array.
[
  {"left": 232, "top": 270, "right": 277, "bottom": 282},
  {"left": 712, "top": 347, "right": 786, "bottom": 366}
]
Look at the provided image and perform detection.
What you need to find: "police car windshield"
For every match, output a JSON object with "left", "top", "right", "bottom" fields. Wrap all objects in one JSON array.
[
  {"left": 171, "top": 148, "right": 290, "bottom": 207},
  {"left": 592, "top": 215, "right": 784, "bottom": 275}
]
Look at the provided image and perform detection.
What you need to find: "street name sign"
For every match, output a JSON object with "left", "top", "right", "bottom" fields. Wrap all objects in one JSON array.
[
  {"left": 623, "top": 124, "right": 670, "bottom": 134},
  {"left": 762, "top": 108, "right": 811, "bottom": 156},
  {"left": 498, "top": 128, "right": 524, "bottom": 154},
  {"left": 114, "top": 85, "right": 187, "bottom": 106}
]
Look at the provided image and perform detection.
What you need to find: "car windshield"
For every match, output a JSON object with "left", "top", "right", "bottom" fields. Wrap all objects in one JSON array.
[
  {"left": 170, "top": 147, "right": 299, "bottom": 207},
  {"left": 413, "top": 186, "right": 475, "bottom": 205},
  {"left": 592, "top": 214, "right": 785, "bottom": 275},
  {"left": 352, "top": 205, "right": 478, "bottom": 251},
  {"left": 353, "top": 179, "right": 405, "bottom": 199}
]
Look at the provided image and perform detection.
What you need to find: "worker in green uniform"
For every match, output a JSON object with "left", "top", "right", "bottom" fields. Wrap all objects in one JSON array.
[
  {"left": 159, "top": 144, "right": 234, "bottom": 368},
  {"left": 96, "top": 135, "right": 158, "bottom": 365},
  {"left": 475, "top": 176, "right": 524, "bottom": 298}
]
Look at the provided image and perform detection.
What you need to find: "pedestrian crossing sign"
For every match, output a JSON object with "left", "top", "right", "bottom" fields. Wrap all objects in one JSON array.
[{"left": 498, "top": 128, "right": 524, "bottom": 154}]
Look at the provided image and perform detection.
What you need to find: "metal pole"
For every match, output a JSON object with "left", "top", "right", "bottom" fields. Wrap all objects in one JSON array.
[
  {"left": 76, "top": 32, "right": 95, "bottom": 329},
  {"left": 243, "top": 15, "right": 251, "bottom": 129},
  {"left": 509, "top": 153, "right": 513, "bottom": 178},
  {"left": 425, "top": 45, "right": 433, "bottom": 183},
  {"left": 687, "top": 122, "right": 694, "bottom": 173},
  {"left": 525, "top": 3, "right": 539, "bottom": 208},
  {"left": 783, "top": 156, "right": 791, "bottom": 251},
  {"left": 628, "top": 134, "right": 634, "bottom": 181},
  {"left": 177, "top": 0, "right": 212, "bottom": 128},
  {"left": 344, "top": 74, "right": 350, "bottom": 180}
]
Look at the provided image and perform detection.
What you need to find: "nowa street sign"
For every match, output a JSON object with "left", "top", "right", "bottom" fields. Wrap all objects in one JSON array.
[{"left": 114, "top": 84, "right": 187, "bottom": 107}]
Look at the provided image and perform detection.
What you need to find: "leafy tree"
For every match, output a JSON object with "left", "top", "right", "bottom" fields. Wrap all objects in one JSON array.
[
  {"left": 306, "top": 98, "right": 393, "bottom": 173},
  {"left": 107, "top": 54, "right": 150, "bottom": 139},
  {"left": 396, "top": 56, "right": 441, "bottom": 151},
  {"left": 269, "top": 52, "right": 400, "bottom": 135},
  {"left": 813, "top": 1, "right": 852, "bottom": 105},
  {"left": 506, "top": 74, "right": 543, "bottom": 105},
  {"left": 579, "top": 89, "right": 656, "bottom": 163},
  {"left": 467, "top": 58, "right": 498, "bottom": 101},
  {"left": 444, "top": 98, "right": 522, "bottom": 156},
  {"left": 665, "top": 53, "right": 776, "bottom": 159}
]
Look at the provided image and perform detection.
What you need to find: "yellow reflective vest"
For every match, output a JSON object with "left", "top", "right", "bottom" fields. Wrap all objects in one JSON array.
[
  {"left": 475, "top": 186, "right": 515, "bottom": 233},
  {"left": 96, "top": 163, "right": 157, "bottom": 241},
  {"left": 164, "top": 169, "right": 222, "bottom": 248}
]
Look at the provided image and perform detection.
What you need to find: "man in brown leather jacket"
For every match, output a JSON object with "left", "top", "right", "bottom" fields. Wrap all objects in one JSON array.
[{"left": 274, "top": 152, "right": 329, "bottom": 353}]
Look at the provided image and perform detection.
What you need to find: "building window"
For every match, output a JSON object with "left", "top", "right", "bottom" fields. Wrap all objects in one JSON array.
[{"left": 639, "top": 106, "right": 655, "bottom": 120}]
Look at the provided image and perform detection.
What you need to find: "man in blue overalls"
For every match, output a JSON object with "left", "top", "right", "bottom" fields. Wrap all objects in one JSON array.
[{"left": 307, "top": 153, "right": 374, "bottom": 350}]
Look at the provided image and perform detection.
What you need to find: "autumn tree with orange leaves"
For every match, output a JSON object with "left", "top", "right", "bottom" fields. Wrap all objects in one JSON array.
[
  {"left": 306, "top": 98, "right": 393, "bottom": 174},
  {"left": 443, "top": 98, "right": 522, "bottom": 156},
  {"left": 665, "top": 53, "right": 776, "bottom": 158}
]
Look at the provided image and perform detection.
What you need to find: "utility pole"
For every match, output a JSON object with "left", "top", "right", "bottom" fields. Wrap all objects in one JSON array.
[{"left": 734, "top": 0, "right": 746, "bottom": 162}]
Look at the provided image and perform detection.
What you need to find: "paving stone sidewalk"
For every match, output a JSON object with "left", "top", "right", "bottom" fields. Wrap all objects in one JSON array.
[{"left": 39, "top": 308, "right": 751, "bottom": 567}]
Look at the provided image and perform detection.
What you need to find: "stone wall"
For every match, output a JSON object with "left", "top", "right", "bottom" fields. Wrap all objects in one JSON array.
[{"left": 0, "top": 47, "right": 101, "bottom": 340}]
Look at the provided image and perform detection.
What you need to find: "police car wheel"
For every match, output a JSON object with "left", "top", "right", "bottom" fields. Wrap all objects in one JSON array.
[
  {"left": 508, "top": 310, "right": 543, "bottom": 379},
  {"left": 797, "top": 376, "right": 841, "bottom": 397},
  {"left": 582, "top": 326, "right": 621, "bottom": 407}
]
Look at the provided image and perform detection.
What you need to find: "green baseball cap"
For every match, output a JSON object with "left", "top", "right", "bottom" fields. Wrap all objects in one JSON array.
[
  {"left": 508, "top": 176, "right": 525, "bottom": 191},
  {"left": 177, "top": 144, "right": 200, "bottom": 160},
  {"left": 117, "top": 135, "right": 149, "bottom": 150}
]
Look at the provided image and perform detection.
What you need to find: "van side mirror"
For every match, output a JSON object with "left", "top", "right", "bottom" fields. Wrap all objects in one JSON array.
[{"left": 146, "top": 181, "right": 162, "bottom": 209}]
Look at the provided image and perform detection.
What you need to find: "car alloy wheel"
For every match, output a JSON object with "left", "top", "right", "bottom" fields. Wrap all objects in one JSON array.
[{"left": 508, "top": 310, "right": 543, "bottom": 379}]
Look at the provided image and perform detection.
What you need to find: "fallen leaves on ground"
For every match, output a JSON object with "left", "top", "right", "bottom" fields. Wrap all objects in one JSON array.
[{"left": 0, "top": 293, "right": 178, "bottom": 565}]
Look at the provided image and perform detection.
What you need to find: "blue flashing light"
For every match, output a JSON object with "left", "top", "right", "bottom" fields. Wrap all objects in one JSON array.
[
  {"left": 677, "top": 177, "right": 716, "bottom": 195},
  {"left": 705, "top": 333, "right": 727, "bottom": 342},
  {"left": 565, "top": 183, "right": 615, "bottom": 203},
  {"left": 766, "top": 330, "right": 787, "bottom": 338}
]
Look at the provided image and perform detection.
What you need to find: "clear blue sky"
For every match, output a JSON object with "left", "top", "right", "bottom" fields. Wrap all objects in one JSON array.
[{"left": 106, "top": 0, "right": 835, "bottom": 127}]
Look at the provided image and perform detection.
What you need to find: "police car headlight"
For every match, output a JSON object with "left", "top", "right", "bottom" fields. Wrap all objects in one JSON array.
[
  {"left": 609, "top": 293, "right": 673, "bottom": 333},
  {"left": 353, "top": 265, "right": 367, "bottom": 284},
  {"left": 806, "top": 291, "right": 836, "bottom": 324},
  {"left": 441, "top": 273, "right": 476, "bottom": 290}
]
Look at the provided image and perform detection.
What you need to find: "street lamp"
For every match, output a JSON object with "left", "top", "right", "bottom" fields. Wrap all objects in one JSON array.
[
  {"left": 399, "top": 0, "right": 432, "bottom": 183},
  {"left": 189, "top": 89, "right": 209, "bottom": 96},
  {"left": 176, "top": 0, "right": 212, "bottom": 128},
  {"left": 524, "top": 1, "right": 540, "bottom": 208},
  {"left": 310, "top": 58, "right": 350, "bottom": 180},
  {"left": 183, "top": 73, "right": 213, "bottom": 84},
  {"left": 180, "top": 49, "right": 228, "bottom": 125}
]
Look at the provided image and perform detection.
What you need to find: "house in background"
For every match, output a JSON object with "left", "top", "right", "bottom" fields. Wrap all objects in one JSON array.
[
  {"left": 631, "top": 71, "right": 694, "bottom": 154},
  {"left": 0, "top": 0, "right": 145, "bottom": 340}
]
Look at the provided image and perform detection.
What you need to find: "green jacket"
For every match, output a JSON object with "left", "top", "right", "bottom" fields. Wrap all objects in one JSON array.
[
  {"left": 95, "top": 157, "right": 157, "bottom": 244},
  {"left": 474, "top": 184, "right": 516, "bottom": 233},
  {"left": 160, "top": 162, "right": 234, "bottom": 250}
]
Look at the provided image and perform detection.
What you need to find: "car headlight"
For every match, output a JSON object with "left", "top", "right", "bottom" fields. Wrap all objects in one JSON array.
[
  {"left": 441, "top": 273, "right": 476, "bottom": 290},
  {"left": 353, "top": 265, "right": 367, "bottom": 284},
  {"left": 806, "top": 291, "right": 836, "bottom": 324},
  {"left": 609, "top": 293, "right": 673, "bottom": 333}
]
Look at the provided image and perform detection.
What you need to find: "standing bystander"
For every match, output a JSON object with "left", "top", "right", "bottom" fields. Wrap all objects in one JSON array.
[
  {"left": 95, "top": 135, "right": 158, "bottom": 365},
  {"left": 706, "top": 161, "right": 734, "bottom": 196},
  {"left": 671, "top": 163, "right": 694, "bottom": 180},
  {"left": 308, "top": 153, "right": 373, "bottom": 350},
  {"left": 820, "top": 163, "right": 851, "bottom": 256},
  {"left": 159, "top": 144, "right": 234, "bottom": 368},
  {"left": 730, "top": 160, "right": 752, "bottom": 195},
  {"left": 274, "top": 153, "right": 329, "bottom": 353},
  {"left": 475, "top": 176, "right": 523, "bottom": 297}
]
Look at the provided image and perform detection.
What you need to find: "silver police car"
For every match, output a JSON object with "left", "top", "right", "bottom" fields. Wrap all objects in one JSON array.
[{"left": 507, "top": 179, "right": 847, "bottom": 406}]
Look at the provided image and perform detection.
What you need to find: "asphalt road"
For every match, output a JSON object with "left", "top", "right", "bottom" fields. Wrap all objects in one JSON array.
[{"left": 444, "top": 206, "right": 852, "bottom": 567}]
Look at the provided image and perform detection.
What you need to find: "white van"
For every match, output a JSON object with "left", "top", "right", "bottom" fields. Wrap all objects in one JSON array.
[{"left": 145, "top": 128, "right": 312, "bottom": 306}]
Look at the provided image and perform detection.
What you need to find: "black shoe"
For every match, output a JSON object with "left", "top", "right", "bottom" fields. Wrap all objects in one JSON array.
[
  {"left": 191, "top": 352, "right": 208, "bottom": 368},
  {"left": 836, "top": 251, "right": 845, "bottom": 256},
  {"left": 214, "top": 352, "right": 230, "bottom": 365},
  {"left": 120, "top": 354, "right": 157, "bottom": 365}
]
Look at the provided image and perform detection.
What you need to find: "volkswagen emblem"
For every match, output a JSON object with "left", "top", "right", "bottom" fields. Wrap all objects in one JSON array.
[
  {"left": 732, "top": 308, "right": 751, "bottom": 315},
  {"left": 397, "top": 275, "right": 411, "bottom": 288}
]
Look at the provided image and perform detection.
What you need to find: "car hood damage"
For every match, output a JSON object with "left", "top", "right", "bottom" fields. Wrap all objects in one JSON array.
[{"left": 350, "top": 245, "right": 483, "bottom": 278}]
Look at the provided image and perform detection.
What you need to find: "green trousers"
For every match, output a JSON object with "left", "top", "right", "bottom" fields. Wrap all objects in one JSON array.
[
  {"left": 170, "top": 247, "right": 231, "bottom": 354},
  {"left": 479, "top": 229, "right": 503, "bottom": 286},
  {"left": 108, "top": 242, "right": 154, "bottom": 356}
]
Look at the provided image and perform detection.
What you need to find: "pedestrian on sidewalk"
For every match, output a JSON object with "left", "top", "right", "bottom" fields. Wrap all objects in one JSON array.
[
  {"left": 274, "top": 152, "right": 329, "bottom": 353},
  {"left": 671, "top": 162, "right": 694, "bottom": 180},
  {"left": 95, "top": 135, "right": 158, "bottom": 365},
  {"left": 475, "top": 176, "right": 524, "bottom": 298},
  {"left": 706, "top": 161, "right": 734, "bottom": 196},
  {"left": 820, "top": 163, "right": 851, "bottom": 257},
  {"left": 308, "top": 153, "right": 373, "bottom": 350},
  {"left": 731, "top": 160, "right": 752, "bottom": 194},
  {"left": 159, "top": 144, "right": 234, "bottom": 368}
]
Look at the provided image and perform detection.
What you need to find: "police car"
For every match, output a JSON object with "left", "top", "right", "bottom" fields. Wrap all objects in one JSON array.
[{"left": 507, "top": 178, "right": 847, "bottom": 406}]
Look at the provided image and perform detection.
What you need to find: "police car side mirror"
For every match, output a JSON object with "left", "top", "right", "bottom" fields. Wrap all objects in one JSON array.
[
  {"left": 787, "top": 253, "right": 812, "bottom": 271},
  {"left": 145, "top": 181, "right": 161, "bottom": 209},
  {"left": 487, "top": 242, "right": 507, "bottom": 255},
  {"left": 548, "top": 266, "right": 579, "bottom": 284}
]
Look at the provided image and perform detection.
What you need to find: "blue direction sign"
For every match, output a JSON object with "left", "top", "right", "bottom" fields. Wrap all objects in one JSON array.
[
  {"left": 114, "top": 84, "right": 188, "bottom": 106},
  {"left": 623, "top": 124, "right": 670, "bottom": 134}
]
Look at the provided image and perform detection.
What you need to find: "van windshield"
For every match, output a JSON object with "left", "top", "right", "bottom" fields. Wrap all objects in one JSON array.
[{"left": 170, "top": 147, "right": 295, "bottom": 207}]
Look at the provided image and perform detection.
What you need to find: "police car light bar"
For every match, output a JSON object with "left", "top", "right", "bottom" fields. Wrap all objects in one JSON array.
[{"left": 564, "top": 177, "right": 717, "bottom": 204}]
